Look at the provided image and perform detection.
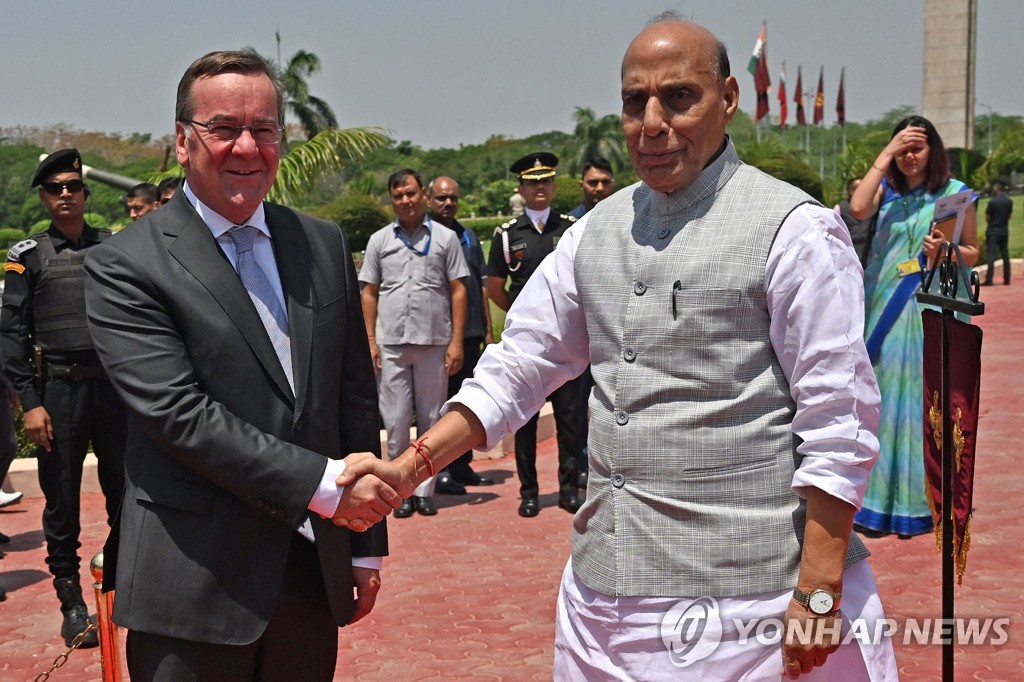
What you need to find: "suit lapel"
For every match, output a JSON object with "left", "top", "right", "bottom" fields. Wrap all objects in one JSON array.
[
  {"left": 266, "top": 204, "right": 313, "bottom": 415},
  {"left": 165, "top": 198, "right": 295, "bottom": 404}
]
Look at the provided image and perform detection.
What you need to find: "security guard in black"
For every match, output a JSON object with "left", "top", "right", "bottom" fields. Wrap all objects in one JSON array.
[{"left": 0, "top": 148, "right": 126, "bottom": 648}]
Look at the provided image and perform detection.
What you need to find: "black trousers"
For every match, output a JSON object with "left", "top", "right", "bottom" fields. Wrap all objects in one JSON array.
[
  {"left": 126, "top": 534, "right": 338, "bottom": 681},
  {"left": 985, "top": 229, "right": 1011, "bottom": 283},
  {"left": 37, "top": 376, "right": 126, "bottom": 581},
  {"left": 444, "top": 335, "right": 484, "bottom": 479},
  {"left": 514, "top": 375, "right": 581, "bottom": 499}
]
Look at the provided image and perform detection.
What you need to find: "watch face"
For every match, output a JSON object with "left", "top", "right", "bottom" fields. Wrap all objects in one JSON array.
[{"left": 808, "top": 591, "right": 835, "bottom": 615}]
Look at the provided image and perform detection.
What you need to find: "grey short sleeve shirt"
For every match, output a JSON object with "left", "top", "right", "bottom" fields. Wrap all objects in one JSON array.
[{"left": 359, "top": 217, "right": 469, "bottom": 345}]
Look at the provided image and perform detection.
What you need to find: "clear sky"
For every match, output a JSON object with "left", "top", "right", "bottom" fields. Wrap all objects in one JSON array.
[{"left": 1, "top": 1, "right": 1019, "bottom": 150}]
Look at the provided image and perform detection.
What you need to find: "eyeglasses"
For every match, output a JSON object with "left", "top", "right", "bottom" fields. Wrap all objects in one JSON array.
[
  {"left": 185, "top": 119, "right": 284, "bottom": 145},
  {"left": 41, "top": 179, "right": 85, "bottom": 196}
]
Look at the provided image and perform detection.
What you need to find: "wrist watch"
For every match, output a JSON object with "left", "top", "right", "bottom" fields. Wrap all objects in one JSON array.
[{"left": 792, "top": 587, "right": 841, "bottom": 615}]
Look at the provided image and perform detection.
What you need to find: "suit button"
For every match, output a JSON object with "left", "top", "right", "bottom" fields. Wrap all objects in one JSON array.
[
  {"left": 633, "top": 281, "right": 647, "bottom": 295},
  {"left": 657, "top": 227, "right": 670, "bottom": 239},
  {"left": 623, "top": 348, "right": 637, "bottom": 362},
  {"left": 611, "top": 473, "right": 625, "bottom": 488},
  {"left": 614, "top": 410, "right": 629, "bottom": 425},
  {"left": 294, "top": 419, "right": 304, "bottom": 431}
]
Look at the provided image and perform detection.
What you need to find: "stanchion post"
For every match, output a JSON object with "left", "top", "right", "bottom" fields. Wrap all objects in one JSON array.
[
  {"left": 90, "top": 552, "right": 122, "bottom": 682},
  {"left": 916, "top": 242, "right": 985, "bottom": 682}
]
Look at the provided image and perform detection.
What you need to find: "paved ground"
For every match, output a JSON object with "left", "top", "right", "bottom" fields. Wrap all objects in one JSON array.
[{"left": 1, "top": 264, "right": 1021, "bottom": 681}]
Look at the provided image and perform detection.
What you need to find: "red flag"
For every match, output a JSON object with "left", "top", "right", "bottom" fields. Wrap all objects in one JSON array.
[
  {"left": 778, "top": 63, "right": 788, "bottom": 128},
  {"left": 813, "top": 67, "right": 824, "bottom": 125},
  {"left": 836, "top": 67, "right": 846, "bottom": 126},
  {"left": 746, "top": 23, "right": 770, "bottom": 123},
  {"left": 794, "top": 66, "right": 806, "bottom": 126}
]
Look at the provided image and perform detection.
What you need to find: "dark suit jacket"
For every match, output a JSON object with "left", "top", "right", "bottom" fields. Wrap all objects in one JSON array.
[{"left": 83, "top": 192, "right": 386, "bottom": 645}]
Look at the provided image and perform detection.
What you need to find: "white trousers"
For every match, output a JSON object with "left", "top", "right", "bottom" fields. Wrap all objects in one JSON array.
[
  {"left": 554, "top": 557, "right": 898, "bottom": 681},
  {"left": 377, "top": 344, "right": 448, "bottom": 497}
]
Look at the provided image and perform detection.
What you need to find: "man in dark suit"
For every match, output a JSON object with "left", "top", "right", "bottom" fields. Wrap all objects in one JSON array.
[
  {"left": 485, "top": 152, "right": 581, "bottom": 518},
  {"left": 83, "top": 50, "right": 400, "bottom": 681}
]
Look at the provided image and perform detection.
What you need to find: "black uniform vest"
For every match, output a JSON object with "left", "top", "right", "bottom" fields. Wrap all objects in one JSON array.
[{"left": 32, "top": 234, "right": 94, "bottom": 351}]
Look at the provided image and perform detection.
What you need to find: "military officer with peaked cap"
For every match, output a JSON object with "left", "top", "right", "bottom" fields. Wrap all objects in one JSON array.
[
  {"left": 485, "top": 151, "right": 582, "bottom": 518},
  {"left": 0, "top": 149, "right": 126, "bottom": 648}
]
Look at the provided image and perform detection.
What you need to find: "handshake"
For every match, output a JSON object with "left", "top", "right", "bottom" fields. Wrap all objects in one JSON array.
[
  {"left": 329, "top": 405, "right": 484, "bottom": 531},
  {"left": 330, "top": 452, "right": 417, "bottom": 532}
]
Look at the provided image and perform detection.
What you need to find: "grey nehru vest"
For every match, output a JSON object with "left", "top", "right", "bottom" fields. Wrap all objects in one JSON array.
[{"left": 572, "top": 140, "right": 868, "bottom": 598}]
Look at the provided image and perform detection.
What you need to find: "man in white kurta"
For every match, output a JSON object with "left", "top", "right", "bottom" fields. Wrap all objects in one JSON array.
[{"left": 338, "top": 16, "right": 898, "bottom": 681}]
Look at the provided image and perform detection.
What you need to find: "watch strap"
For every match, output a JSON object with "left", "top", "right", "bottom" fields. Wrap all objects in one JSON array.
[{"left": 792, "top": 587, "right": 842, "bottom": 614}]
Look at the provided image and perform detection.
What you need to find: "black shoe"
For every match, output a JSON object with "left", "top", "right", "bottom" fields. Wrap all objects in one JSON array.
[
  {"left": 413, "top": 496, "right": 437, "bottom": 516},
  {"left": 451, "top": 470, "right": 496, "bottom": 486},
  {"left": 435, "top": 472, "right": 467, "bottom": 496},
  {"left": 577, "top": 469, "right": 589, "bottom": 489},
  {"left": 518, "top": 496, "right": 540, "bottom": 518},
  {"left": 558, "top": 494, "right": 582, "bottom": 514},
  {"left": 981, "top": 280, "right": 993, "bottom": 286},
  {"left": 0, "top": 586, "right": 6, "bottom": 601},
  {"left": 55, "top": 577, "right": 99, "bottom": 648},
  {"left": 0, "top": 531, "right": 10, "bottom": 544},
  {"left": 394, "top": 498, "right": 415, "bottom": 518}
]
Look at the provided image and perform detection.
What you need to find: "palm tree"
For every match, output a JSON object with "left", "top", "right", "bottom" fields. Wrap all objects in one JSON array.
[
  {"left": 566, "top": 107, "right": 627, "bottom": 174},
  {"left": 246, "top": 37, "right": 338, "bottom": 147},
  {"left": 271, "top": 127, "right": 391, "bottom": 206}
]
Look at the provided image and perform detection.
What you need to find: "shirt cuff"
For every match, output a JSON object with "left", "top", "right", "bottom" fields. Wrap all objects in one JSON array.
[
  {"left": 308, "top": 458, "right": 347, "bottom": 519},
  {"left": 791, "top": 454, "right": 871, "bottom": 510},
  {"left": 352, "top": 556, "right": 383, "bottom": 570}
]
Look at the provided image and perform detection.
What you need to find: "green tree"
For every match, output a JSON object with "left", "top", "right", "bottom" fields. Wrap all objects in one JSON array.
[
  {"left": 310, "top": 192, "right": 390, "bottom": 252},
  {"left": 247, "top": 38, "right": 338, "bottom": 147},
  {"left": 565, "top": 107, "right": 627, "bottom": 175},
  {"left": 272, "top": 127, "right": 392, "bottom": 207},
  {"left": 736, "top": 137, "right": 823, "bottom": 201},
  {"left": 977, "top": 119, "right": 1024, "bottom": 188}
]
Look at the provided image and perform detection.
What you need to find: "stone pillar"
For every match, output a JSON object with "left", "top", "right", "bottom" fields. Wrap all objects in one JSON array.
[{"left": 922, "top": 0, "right": 977, "bottom": 149}]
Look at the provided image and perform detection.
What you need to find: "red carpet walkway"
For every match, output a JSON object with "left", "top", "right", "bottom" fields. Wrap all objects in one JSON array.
[{"left": 1, "top": 266, "right": 1022, "bottom": 680}]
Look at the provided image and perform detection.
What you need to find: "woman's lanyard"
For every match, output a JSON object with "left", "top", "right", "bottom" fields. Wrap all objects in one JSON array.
[
  {"left": 896, "top": 188, "right": 927, "bottom": 277},
  {"left": 396, "top": 218, "right": 432, "bottom": 256}
]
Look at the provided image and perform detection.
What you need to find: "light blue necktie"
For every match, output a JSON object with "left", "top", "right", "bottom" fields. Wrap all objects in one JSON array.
[
  {"left": 229, "top": 226, "right": 314, "bottom": 542},
  {"left": 228, "top": 226, "right": 294, "bottom": 395}
]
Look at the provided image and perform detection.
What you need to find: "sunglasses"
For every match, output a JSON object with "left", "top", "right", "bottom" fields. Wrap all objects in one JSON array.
[{"left": 42, "top": 179, "right": 85, "bottom": 196}]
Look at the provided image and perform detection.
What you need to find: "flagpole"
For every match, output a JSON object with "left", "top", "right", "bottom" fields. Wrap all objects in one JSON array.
[
  {"left": 819, "top": 124, "right": 824, "bottom": 181},
  {"left": 832, "top": 126, "right": 837, "bottom": 184}
]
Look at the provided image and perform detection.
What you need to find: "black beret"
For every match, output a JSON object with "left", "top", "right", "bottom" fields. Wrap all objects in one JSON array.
[
  {"left": 32, "top": 148, "right": 83, "bottom": 187},
  {"left": 510, "top": 151, "right": 559, "bottom": 180}
]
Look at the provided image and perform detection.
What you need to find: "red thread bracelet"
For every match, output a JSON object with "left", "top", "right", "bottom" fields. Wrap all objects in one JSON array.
[{"left": 411, "top": 437, "right": 435, "bottom": 477}]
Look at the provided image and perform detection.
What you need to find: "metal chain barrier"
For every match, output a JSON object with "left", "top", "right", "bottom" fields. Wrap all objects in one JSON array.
[{"left": 32, "top": 621, "right": 98, "bottom": 682}]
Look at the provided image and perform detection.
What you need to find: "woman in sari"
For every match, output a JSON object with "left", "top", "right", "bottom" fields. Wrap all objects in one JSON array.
[{"left": 849, "top": 115, "right": 978, "bottom": 537}]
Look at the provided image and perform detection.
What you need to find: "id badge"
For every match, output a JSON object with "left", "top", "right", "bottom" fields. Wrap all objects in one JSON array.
[{"left": 896, "top": 259, "right": 922, "bottom": 278}]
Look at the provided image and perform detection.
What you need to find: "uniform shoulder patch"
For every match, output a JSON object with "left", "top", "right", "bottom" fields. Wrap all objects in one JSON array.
[
  {"left": 6, "top": 239, "right": 37, "bottom": 262},
  {"left": 493, "top": 221, "right": 512, "bottom": 236},
  {"left": 4, "top": 262, "right": 26, "bottom": 275}
]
